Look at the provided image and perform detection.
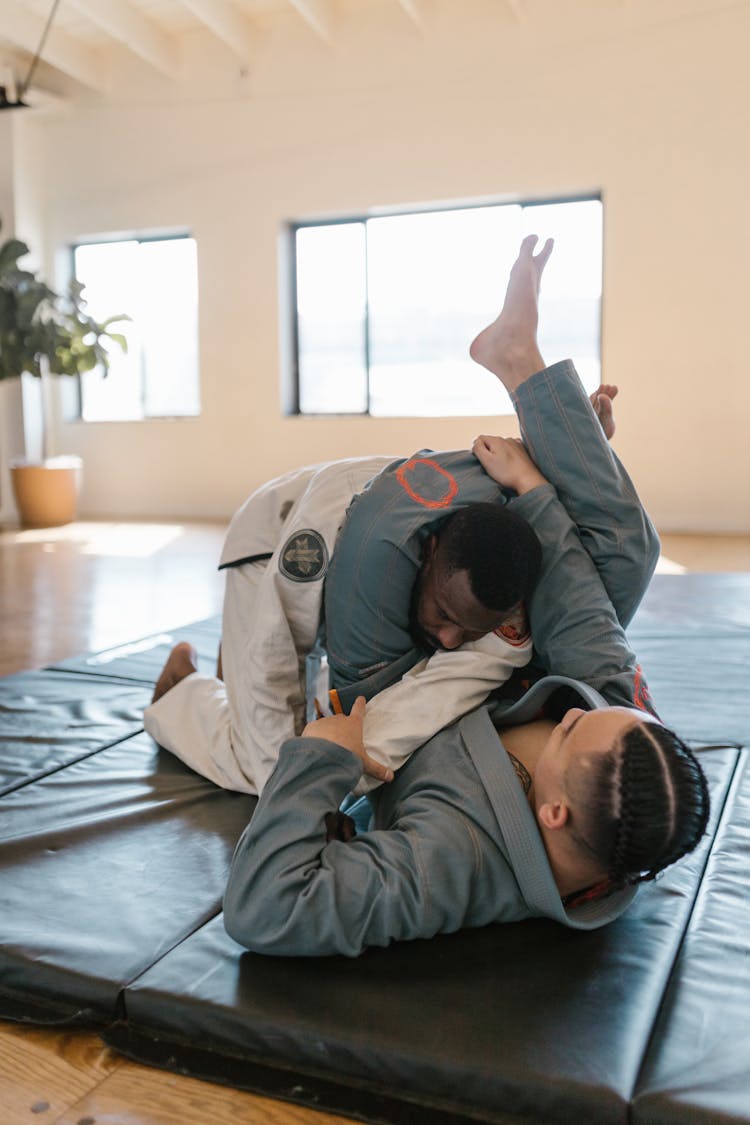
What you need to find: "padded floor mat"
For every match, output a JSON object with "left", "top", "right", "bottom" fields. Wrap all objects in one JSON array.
[
  {"left": 0, "top": 669, "right": 151, "bottom": 795},
  {"left": 48, "top": 616, "right": 222, "bottom": 683},
  {"left": 633, "top": 751, "right": 750, "bottom": 1125},
  {"left": 105, "top": 750, "right": 739, "bottom": 1125},
  {"left": 0, "top": 730, "right": 255, "bottom": 1025},
  {"left": 2, "top": 577, "right": 749, "bottom": 1124}
]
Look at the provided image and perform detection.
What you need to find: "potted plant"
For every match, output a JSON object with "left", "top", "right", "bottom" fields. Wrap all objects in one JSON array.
[{"left": 0, "top": 226, "right": 129, "bottom": 526}]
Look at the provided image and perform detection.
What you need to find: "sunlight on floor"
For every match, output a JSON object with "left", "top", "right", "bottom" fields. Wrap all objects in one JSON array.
[
  {"left": 4, "top": 522, "right": 187, "bottom": 557},
  {"left": 655, "top": 554, "right": 688, "bottom": 575}
]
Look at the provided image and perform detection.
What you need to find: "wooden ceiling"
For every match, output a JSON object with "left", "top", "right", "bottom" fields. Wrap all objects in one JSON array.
[{"left": 0, "top": 0, "right": 746, "bottom": 107}]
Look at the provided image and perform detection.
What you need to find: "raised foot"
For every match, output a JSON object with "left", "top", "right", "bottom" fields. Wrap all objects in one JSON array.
[
  {"left": 152, "top": 641, "right": 198, "bottom": 703},
  {"left": 469, "top": 234, "right": 554, "bottom": 391}
]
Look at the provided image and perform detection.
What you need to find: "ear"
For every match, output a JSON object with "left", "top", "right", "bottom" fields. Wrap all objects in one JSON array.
[
  {"left": 538, "top": 799, "right": 569, "bottom": 832},
  {"left": 422, "top": 533, "right": 438, "bottom": 563}
]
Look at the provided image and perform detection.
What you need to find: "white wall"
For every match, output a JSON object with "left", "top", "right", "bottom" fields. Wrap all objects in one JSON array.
[{"left": 16, "top": 1, "right": 750, "bottom": 529}]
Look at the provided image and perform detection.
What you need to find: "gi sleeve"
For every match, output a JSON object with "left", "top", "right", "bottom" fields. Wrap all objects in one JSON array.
[
  {"left": 509, "top": 483, "right": 656, "bottom": 712},
  {"left": 222, "top": 737, "right": 486, "bottom": 957},
  {"left": 351, "top": 628, "right": 533, "bottom": 796},
  {"left": 512, "top": 361, "right": 660, "bottom": 628}
]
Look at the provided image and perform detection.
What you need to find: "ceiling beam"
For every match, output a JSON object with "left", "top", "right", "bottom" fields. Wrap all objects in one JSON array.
[
  {"left": 287, "top": 0, "right": 334, "bottom": 44},
  {"left": 0, "top": 0, "right": 107, "bottom": 93},
  {"left": 180, "top": 0, "right": 256, "bottom": 63},
  {"left": 65, "top": 0, "right": 179, "bottom": 79}
]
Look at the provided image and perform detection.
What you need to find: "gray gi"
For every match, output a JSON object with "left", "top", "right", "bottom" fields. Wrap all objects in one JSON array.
[
  {"left": 324, "top": 360, "right": 657, "bottom": 709},
  {"left": 222, "top": 362, "right": 661, "bottom": 957},
  {"left": 324, "top": 448, "right": 510, "bottom": 689}
]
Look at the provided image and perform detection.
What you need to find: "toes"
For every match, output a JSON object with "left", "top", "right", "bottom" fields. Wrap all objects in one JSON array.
[{"left": 535, "top": 237, "right": 554, "bottom": 267}]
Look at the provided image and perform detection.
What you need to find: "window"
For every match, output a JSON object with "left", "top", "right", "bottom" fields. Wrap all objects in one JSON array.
[
  {"left": 291, "top": 196, "right": 602, "bottom": 417},
  {"left": 73, "top": 235, "right": 200, "bottom": 421}
]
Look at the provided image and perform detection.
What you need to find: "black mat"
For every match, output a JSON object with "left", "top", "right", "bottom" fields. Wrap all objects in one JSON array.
[
  {"left": 628, "top": 573, "right": 750, "bottom": 637},
  {"left": 48, "top": 616, "right": 222, "bottom": 684},
  {"left": 632, "top": 751, "right": 750, "bottom": 1125},
  {"left": 0, "top": 730, "right": 255, "bottom": 1025},
  {"left": 103, "top": 748, "right": 740, "bottom": 1125},
  {"left": 0, "top": 669, "right": 151, "bottom": 795},
  {"left": 1, "top": 575, "right": 749, "bottom": 1125}
]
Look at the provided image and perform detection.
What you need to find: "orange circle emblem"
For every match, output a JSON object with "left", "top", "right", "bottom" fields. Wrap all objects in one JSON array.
[{"left": 395, "top": 458, "right": 459, "bottom": 510}]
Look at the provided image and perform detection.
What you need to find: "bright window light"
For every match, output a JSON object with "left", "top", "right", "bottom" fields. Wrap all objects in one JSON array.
[
  {"left": 73, "top": 235, "right": 200, "bottom": 422},
  {"left": 292, "top": 197, "right": 602, "bottom": 417}
]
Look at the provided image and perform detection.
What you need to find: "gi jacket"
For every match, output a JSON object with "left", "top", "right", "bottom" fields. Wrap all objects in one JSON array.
[{"left": 223, "top": 677, "right": 636, "bottom": 958}]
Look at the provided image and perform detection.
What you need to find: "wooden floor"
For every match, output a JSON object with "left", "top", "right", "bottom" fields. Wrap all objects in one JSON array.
[{"left": 1, "top": 518, "right": 749, "bottom": 1125}]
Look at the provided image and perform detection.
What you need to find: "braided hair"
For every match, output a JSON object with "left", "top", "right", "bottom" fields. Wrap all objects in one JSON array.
[
  {"left": 569, "top": 721, "right": 710, "bottom": 886},
  {"left": 436, "top": 502, "right": 542, "bottom": 613}
]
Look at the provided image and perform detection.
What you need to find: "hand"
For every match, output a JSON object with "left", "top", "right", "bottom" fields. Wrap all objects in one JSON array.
[
  {"left": 302, "top": 696, "right": 394, "bottom": 783},
  {"left": 472, "top": 434, "right": 547, "bottom": 495}
]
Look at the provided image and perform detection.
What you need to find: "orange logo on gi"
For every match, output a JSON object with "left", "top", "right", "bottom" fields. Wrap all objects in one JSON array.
[{"left": 395, "top": 457, "right": 459, "bottom": 510}]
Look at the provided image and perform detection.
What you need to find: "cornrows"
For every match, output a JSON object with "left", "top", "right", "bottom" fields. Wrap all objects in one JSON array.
[{"left": 609, "top": 724, "right": 710, "bottom": 885}]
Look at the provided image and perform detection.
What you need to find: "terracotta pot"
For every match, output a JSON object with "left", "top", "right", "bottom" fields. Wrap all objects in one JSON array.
[{"left": 10, "top": 456, "right": 83, "bottom": 528}]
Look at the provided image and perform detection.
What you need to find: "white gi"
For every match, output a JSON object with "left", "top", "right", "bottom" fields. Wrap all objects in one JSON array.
[{"left": 144, "top": 456, "right": 532, "bottom": 795}]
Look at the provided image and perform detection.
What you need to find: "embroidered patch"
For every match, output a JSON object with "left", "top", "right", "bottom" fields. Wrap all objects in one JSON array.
[
  {"left": 633, "top": 663, "right": 656, "bottom": 713},
  {"left": 279, "top": 529, "right": 328, "bottom": 582},
  {"left": 494, "top": 604, "right": 530, "bottom": 646},
  {"left": 395, "top": 457, "right": 459, "bottom": 510}
]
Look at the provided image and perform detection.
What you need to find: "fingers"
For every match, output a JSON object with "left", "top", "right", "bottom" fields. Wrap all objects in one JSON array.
[
  {"left": 350, "top": 696, "right": 394, "bottom": 781},
  {"left": 473, "top": 433, "right": 506, "bottom": 454},
  {"left": 362, "top": 753, "right": 394, "bottom": 783},
  {"left": 472, "top": 435, "right": 496, "bottom": 469}
]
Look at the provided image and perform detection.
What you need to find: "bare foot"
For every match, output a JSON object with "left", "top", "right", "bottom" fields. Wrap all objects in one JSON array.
[
  {"left": 469, "top": 234, "right": 554, "bottom": 393},
  {"left": 152, "top": 641, "right": 198, "bottom": 703},
  {"left": 590, "top": 383, "right": 618, "bottom": 440}
]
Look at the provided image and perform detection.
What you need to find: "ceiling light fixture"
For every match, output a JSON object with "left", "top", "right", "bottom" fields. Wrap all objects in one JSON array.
[{"left": 0, "top": 0, "right": 61, "bottom": 111}]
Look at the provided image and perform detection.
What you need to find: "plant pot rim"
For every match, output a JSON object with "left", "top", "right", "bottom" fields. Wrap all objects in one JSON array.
[{"left": 10, "top": 455, "right": 83, "bottom": 470}]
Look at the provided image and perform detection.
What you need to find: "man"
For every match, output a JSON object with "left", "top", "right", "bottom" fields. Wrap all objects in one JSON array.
[
  {"left": 145, "top": 237, "right": 651, "bottom": 796},
  {"left": 220, "top": 243, "right": 710, "bottom": 956},
  {"left": 146, "top": 473, "right": 540, "bottom": 795}
]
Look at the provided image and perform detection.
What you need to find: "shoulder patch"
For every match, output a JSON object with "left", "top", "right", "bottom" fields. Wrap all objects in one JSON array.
[
  {"left": 633, "top": 664, "right": 657, "bottom": 715},
  {"left": 279, "top": 529, "right": 328, "bottom": 582},
  {"left": 494, "top": 605, "right": 530, "bottom": 646}
]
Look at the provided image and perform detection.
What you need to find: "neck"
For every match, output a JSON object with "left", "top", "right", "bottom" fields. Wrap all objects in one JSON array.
[{"left": 498, "top": 718, "right": 555, "bottom": 783}]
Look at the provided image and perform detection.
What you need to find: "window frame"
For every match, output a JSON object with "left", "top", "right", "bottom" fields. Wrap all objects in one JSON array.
[
  {"left": 70, "top": 230, "right": 199, "bottom": 423},
  {"left": 285, "top": 192, "right": 602, "bottom": 418}
]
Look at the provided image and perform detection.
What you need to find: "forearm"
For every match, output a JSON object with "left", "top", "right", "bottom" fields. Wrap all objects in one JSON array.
[
  {"left": 223, "top": 736, "right": 478, "bottom": 956},
  {"left": 224, "top": 738, "right": 366, "bottom": 956},
  {"left": 224, "top": 739, "right": 426, "bottom": 957},
  {"left": 512, "top": 361, "right": 660, "bottom": 626}
]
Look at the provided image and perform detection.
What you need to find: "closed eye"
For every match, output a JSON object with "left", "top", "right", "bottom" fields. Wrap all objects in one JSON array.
[{"left": 563, "top": 713, "right": 585, "bottom": 740}]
